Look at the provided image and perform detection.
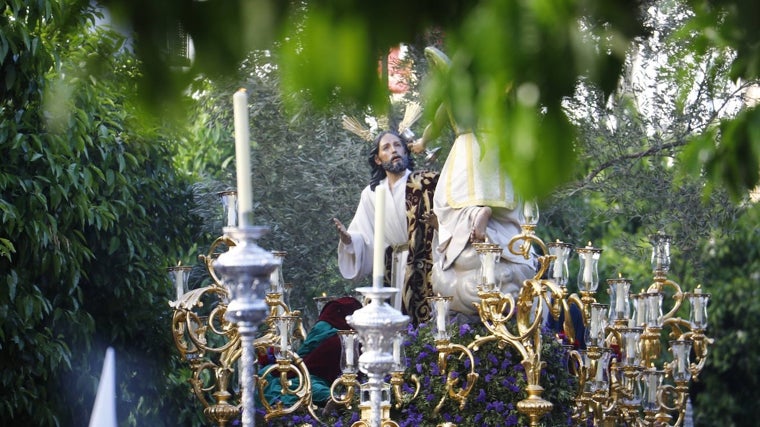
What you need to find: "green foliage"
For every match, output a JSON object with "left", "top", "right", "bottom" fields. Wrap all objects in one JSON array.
[
  {"left": 680, "top": 0, "right": 760, "bottom": 198},
  {"left": 1, "top": 2, "right": 198, "bottom": 425},
  {"left": 99, "top": 0, "right": 651, "bottom": 201},
  {"left": 97, "top": 0, "right": 760, "bottom": 210},
  {"left": 543, "top": 0, "right": 745, "bottom": 291},
  {"left": 690, "top": 205, "right": 760, "bottom": 427},
  {"left": 703, "top": 106, "right": 760, "bottom": 200},
  {"left": 64, "top": 0, "right": 760, "bottom": 236}
]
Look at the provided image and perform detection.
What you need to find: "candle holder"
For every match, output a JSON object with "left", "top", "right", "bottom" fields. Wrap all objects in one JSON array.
[
  {"left": 354, "top": 382, "right": 394, "bottom": 427},
  {"left": 168, "top": 264, "right": 193, "bottom": 306},
  {"left": 560, "top": 233, "right": 714, "bottom": 426},
  {"left": 169, "top": 233, "right": 244, "bottom": 427},
  {"left": 427, "top": 295, "right": 479, "bottom": 416},
  {"left": 218, "top": 190, "right": 238, "bottom": 228},
  {"left": 255, "top": 352, "right": 318, "bottom": 421},
  {"left": 470, "top": 258, "right": 555, "bottom": 426},
  {"left": 347, "top": 287, "right": 409, "bottom": 427},
  {"left": 472, "top": 242, "right": 502, "bottom": 291},
  {"left": 213, "top": 225, "right": 279, "bottom": 427},
  {"left": 585, "top": 303, "right": 609, "bottom": 350},
  {"left": 547, "top": 240, "right": 574, "bottom": 288},
  {"left": 519, "top": 199, "right": 540, "bottom": 228},
  {"left": 650, "top": 232, "right": 671, "bottom": 279},
  {"left": 282, "top": 282, "right": 294, "bottom": 309},
  {"left": 686, "top": 286, "right": 710, "bottom": 331},
  {"left": 423, "top": 202, "right": 563, "bottom": 427},
  {"left": 269, "top": 251, "right": 287, "bottom": 295},
  {"left": 262, "top": 252, "right": 306, "bottom": 349},
  {"left": 573, "top": 243, "right": 603, "bottom": 324},
  {"left": 389, "top": 329, "right": 421, "bottom": 409},
  {"left": 256, "top": 314, "right": 321, "bottom": 422},
  {"left": 576, "top": 243, "right": 603, "bottom": 294},
  {"left": 607, "top": 276, "right": 632, "bottom": 325},
  {"left": 171, "top": 286, "right": 240, "bottom": 426},
  {"left": 330, "top": 330, "right": 361, "bottom": 408}
]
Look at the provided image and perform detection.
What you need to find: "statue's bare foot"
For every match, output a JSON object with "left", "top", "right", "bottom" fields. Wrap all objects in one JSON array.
[{"left": 470, "top": 206, "right": 492, "bottom": 243}]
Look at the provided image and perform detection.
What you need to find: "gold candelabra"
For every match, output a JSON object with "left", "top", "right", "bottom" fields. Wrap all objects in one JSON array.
[
  {"left": 418, "top": 202, "right": 712, "bottom": 427},
  {"left": 551, "top": 232, "right": 713, "bottom": 426},
  {"left": 169, "top": 191, "right": 319, "bottom": 426},
  {"left": 427, "top": 295, "right": 479, "bottom": 415},
  {"left": 169, "top": 236, "right": 240, "bottom": 427},
  {"left": 422, "top": 201, "right": 565, "bottom": 427},
  {"left": 171, "top": 192, "right": 711, "bottom": 427},
  {"left": 255, "top": 314, "right": 320, "bottom": 422}
]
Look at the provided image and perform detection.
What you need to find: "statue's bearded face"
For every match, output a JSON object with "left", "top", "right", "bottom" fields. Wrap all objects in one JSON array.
[
  {"left": 375, "top": 133, "right": 410, "bottom": 173},
  {"left": 382, "top": 155, "right": 410, "bottom": 173}
]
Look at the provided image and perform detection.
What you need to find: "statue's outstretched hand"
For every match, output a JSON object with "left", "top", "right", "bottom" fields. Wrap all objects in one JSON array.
[
  {"left": 408, "top": 138, "right": 426, "bottom": 154},
  {"left": 421, "top": 211, "right": 438, "bottom": 231},
  {"left": 332, "top": 218, "right": 352, "bottom": 245}
]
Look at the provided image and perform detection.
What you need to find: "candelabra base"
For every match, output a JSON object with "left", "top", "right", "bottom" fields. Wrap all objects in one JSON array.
[
  {"left": 516, "top": 385, "right": 553, "bottom": 427},
  {"left": 203, "top": 402, "right": 239, "bottom": 427},
  {"left": 351, "top": 401, "right": 399, "bottom": 427}
]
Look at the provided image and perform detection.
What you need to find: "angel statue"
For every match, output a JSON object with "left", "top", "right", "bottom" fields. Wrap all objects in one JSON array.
[{"left": 410, "top": 46, "right": 537, "bottom": 316}]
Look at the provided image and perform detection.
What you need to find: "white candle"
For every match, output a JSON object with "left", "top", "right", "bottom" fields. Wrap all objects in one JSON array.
[
  {"left": 595, "top": 359, "right": 605, "bottom": 382},
  {"left": 175, "top": 269, "right": 185, "bottom": 301},
  {"left": 616, "top": 283, "right": 626, "bottom": 315},
  {"left": 636, "top": 296, "right": 646, "bottom": 326},
  {"left": 552, "top": 249, "right": 564, "bottom": 279},
  {"left": 436, "top": 300, "right": 447, "bottom": 333},
  {"left": 583, "top": 252, "right": 594, "bottom": 284},
  {"left": 693, "top": 287, "right": 703, "bottom": 324},
  {"left": 553, "top": 264, "right": 563, "bottom": 279},
  {"left": 626, "top": 335, "right": 636, "bottom": 363},
  {"left": 279, "top": 321, "right": 288, "bottom": 353},
  {"left": 226, "top": 196, "right": 237, "bottom": 227},
  {"left": 589, "top": 317, "right": 597, "bottom": 344},
  {"left": 648, "top": 372, "right": 658, "bottom": 404},
  {"left": 484, "top": 254, "right": 496, "bottom": 285},
  {"left": 233, "top": 89, "right": 253, "bottom": 226},
  {"left": 393, "top": 338, "right": 401, "bottom": 365},
  {"left": 523, "top": 201, "right": 534, "bottom": 223},
  {"left": 345, "top": 337, "right": 354, "bottom": 367},
  {"left": 372, "top": 185, "right": 387, "bottom": 290}
]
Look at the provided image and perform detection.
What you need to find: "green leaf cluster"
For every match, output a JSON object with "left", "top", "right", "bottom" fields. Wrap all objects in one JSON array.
[
  {"left": 1, "top": 2, "right": 198, "bottom": 425},
  {"left": 689, "top": 205, "right": 760, "bottom": 427}
]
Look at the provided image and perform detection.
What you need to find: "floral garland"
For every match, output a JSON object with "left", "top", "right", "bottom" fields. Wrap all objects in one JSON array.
[{"left": 263, "top": 319, "right": 577, "bottom": 427}]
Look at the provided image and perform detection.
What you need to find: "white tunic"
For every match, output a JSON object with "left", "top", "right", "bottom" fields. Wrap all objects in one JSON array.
[{"left": 338, "top": 170, "right": 411, "bottom": 310}]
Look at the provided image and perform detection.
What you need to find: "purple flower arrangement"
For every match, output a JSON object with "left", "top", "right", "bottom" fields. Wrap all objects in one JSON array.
[{"left": 265, "top": 320, "right": 577, "bottom": 426}]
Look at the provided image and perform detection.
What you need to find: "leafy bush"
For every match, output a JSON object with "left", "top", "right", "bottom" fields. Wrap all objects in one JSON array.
[{"left": 1, "top": 4, "right": 198, "bottom": 425}]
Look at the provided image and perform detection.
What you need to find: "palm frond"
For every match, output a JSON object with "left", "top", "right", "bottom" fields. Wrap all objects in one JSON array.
[
  {"left": 341, "top": 115, "right": 374, "bottom": 142},
  {"left": 398, "top": 101, "right": 422, "bottom": 134}
]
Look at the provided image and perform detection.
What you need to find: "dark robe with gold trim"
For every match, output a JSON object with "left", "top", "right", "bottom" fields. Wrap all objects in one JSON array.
[{"left": 383, "top": 170, "right": 439, "bottom": 325}]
